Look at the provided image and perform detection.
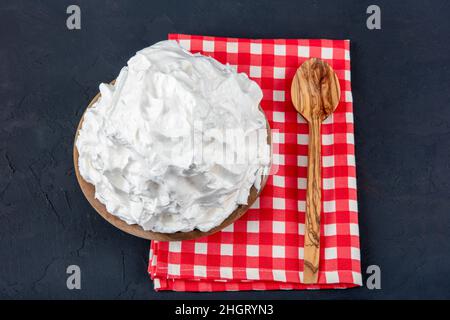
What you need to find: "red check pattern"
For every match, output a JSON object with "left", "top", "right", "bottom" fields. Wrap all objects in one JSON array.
[{"left": 148, "top": 34, "right": 361, "bottom": 291}]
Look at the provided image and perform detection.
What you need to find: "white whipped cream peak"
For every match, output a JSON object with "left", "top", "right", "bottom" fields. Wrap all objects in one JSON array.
[{"left": 76, "top": 40, "right": 270, "bottom": 233}]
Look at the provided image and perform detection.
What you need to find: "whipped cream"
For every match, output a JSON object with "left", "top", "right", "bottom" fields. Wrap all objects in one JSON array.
[{"left": 76, "top": 40, "right": 270, "bottom": 233}]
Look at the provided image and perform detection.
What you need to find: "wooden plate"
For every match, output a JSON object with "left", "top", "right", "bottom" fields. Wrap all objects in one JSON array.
[{"left": 73, "top": 87, "right": 272, "bottom": 241}]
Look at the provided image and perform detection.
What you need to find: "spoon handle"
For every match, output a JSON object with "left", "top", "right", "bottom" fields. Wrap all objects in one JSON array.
[{"left": 304, "top": 117, "right": 322, "bottom": 284}]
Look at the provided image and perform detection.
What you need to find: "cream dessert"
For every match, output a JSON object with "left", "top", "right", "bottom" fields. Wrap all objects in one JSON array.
[{"left": 76, "top": 40, "right": 270, "bottom": 233}]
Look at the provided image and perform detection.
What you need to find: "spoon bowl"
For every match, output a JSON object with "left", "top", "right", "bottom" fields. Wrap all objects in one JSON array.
[{"left": 291, "top": 58, "right": 340, "bottom": 122}]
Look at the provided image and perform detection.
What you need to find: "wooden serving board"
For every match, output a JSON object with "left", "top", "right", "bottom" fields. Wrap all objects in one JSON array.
[{"left": 73, "top": 87, "right": 271, "bottom": 241}]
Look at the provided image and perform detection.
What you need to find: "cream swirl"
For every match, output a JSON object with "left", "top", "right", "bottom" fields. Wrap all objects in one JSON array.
[{"left": 76, "top": 40, "right": 270, "bottom": 233}]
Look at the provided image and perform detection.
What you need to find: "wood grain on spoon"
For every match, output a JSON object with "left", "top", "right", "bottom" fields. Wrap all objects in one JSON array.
[{"left": 291, "top": 58, "right": 340, "bottom": 283}]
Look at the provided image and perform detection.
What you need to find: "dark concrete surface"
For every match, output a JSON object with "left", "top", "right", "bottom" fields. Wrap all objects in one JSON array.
[{"left": 1, "top": 0, "right": 449, "bottom": 299}]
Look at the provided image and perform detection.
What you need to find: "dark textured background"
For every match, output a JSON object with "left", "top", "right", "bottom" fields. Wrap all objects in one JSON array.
[{"left": 1, "top": 0, "right": 449, "bottom": 299}]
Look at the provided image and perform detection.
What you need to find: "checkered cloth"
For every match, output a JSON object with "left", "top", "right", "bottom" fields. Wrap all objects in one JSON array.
[{"left": 148, "top": 34, "right": 362, "bottom": 291}]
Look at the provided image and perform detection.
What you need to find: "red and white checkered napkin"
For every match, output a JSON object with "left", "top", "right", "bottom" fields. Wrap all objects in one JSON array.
[{"left": 148, "top": 34, "right": 362, "bottom": 291}]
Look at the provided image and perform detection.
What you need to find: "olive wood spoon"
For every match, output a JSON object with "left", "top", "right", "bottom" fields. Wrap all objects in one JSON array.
[{"left": 291, "top": 58, "right": 341, "bottom": 284}]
